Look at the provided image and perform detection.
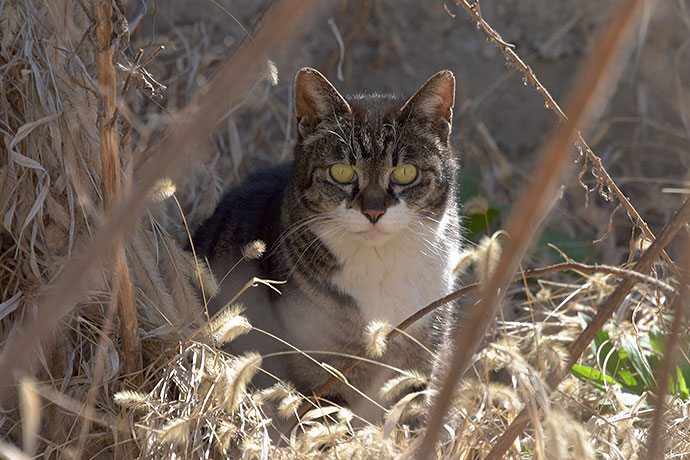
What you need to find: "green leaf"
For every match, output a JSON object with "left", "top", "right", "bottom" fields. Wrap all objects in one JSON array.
[
  {"left": 648, "top": 325, "right": 667, "bottom": 354},
  {"left": 463, "top": 208, "right": 501, "bottom": 238},
  {"left": 615, "top": 369, "right": 639, "bottom": 391},
  {"left": 621, "top": 335, "right": 654, "bottom": 389},
  {"left": 574, "top": 314, "right": 641, "bottom": 392},
  {"left": 675, "top": 366, "right": 689, "bottom": 400},
  {"left": 572, "top": 364, "right": 617, "bottom": 391}
]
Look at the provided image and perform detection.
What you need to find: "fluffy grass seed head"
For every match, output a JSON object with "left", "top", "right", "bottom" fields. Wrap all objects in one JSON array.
[
  {"left": 364, "top": 320, "right": 392, "bottom": 358},
  {"left": 544, "top": 410, "right": 595, "bottom": 460},
  {"left": 158, "top": 417, "right": 191, "bottom": 446},
  {"left": 206, "top": 303, "right": 252, "bottom": 346},
  {"left": 266, "top": 59, "right": 279, "bottom": 86},
  {"left": 222, "top": 352, "right": 262, "bottom": 412},
  {"left": 241, "top": 240, "right": 266, "bottom": 260},
  {"left": 114, "top": 390, "right": 149, "bottom": 411},
  {"left": 379, "top": 371, "right": 427, "bottom": 404},
  {"left": 277, "top": 391, "right": 303, "bottom": 420},
  {"left": 259, "top": 381, "right": 295, "bottom": 403},
  {"left": 150, "top": 178, "right": 176, "bottom": 201},
  {"left": 475, "top": 232, "right": 504, "bottom": 285}
]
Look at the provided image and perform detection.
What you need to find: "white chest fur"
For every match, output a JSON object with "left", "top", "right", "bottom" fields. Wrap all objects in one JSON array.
[{"left": 319, "top": 216, "right": 460, "bottom": 328}]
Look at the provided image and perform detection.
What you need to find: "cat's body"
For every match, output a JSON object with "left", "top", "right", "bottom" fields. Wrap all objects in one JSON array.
[{"left": 193, "top": 68, "right": 461, "bottom": 420}]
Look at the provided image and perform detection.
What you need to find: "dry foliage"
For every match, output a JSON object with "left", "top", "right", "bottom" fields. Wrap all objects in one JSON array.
[{"left": 1, "top": 1, "right": 690, "bottom": 459}]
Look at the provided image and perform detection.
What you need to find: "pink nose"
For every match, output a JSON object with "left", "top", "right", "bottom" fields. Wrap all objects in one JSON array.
[{"left": 363, "top": 208, "right": 385, "bottom": 224}]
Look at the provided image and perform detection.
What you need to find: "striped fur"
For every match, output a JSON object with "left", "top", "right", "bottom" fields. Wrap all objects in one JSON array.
[{"left": 193, "top": 68, "right": 462, "bottom": 420}]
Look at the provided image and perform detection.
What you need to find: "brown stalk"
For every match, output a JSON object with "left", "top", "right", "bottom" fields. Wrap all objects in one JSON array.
[
  {"left": 449, "top": 0, "right": 681, "bottom": 281},
  {"left": 486, "top": 194, "right": 690, "bottom": 460},
  {"left": 417, "top": 1, "right": 650, "bottom": 458},
  {"left": 0, "top": 0, "right": 318, "bottom": 392},
  {"left": 642, "top": 239, "right": 690, "bottom": 460},
  {"left": 94, "top": 0, "right": 139, "bottom": 377}
]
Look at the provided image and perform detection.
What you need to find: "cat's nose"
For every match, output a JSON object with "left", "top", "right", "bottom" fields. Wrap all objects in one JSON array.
[
  {"left": 362, "top": 208, "right": 385, "bottom": 224},
  {"left": 359, "top": 182, "right": 388, "bottom": 224}
]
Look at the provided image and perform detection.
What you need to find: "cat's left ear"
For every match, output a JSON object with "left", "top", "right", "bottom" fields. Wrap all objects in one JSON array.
[
  {"left": 294, "top": 68, "right": 351, "bottom": 138},
  {"left": 400, "top": 70, "right": 455, "bottom": 139}
]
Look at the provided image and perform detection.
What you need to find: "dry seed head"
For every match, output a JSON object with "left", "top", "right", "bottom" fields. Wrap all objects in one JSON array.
[
  {"left": 364, "top": 320, "right": 392, "bottom": 358},
  {"left": 337, "top": 406, "right": 354, "bottom": 423},
  {"left": 242, "top": 440, "right": 263, "bottom": 459},
  {"left": 222, "top": 352, "right": 261, "bottom": 412},
  {"left": 206, "top": 304, "right": 252, "bottom": 346},
  {"left": 453, "top": 248, "right": 475, "bottom": 275},
  {"left": 383, "top": 390, "right": 426, "bottom": 438},
  {"left": 462, "top": 195, "right": 489, "bottom": 215},
  {"left": 19, "top": 377, "right": 40, "bottom": 456},
  {"left": 475, "top": 232, "right": 504, "bottom": 285},
  {"left": 535, "top": 286, "right": 552, "bottom": 302},
  {"left": 216, "top": 422, "right": 238, "bottom": 452},
  {"left": 266, "top": 59, "right": 279, "bottom": 86},
  {"left": 379, "top": 371, "right": 426, "bottom": 404},
  {"left": 259, "top": 381, "right": 295, "bottom": 403},
  {"left": 485, "top": 382, "right": 522, "bottom": 414},
  {"left": 241, "top": 240, "right": 266, "bottom": 260},
  {"left": 483, "top": 338, "right": 519, "bottom": 371},
  {"left": 114, "top": 390, "right": 149, "bottom": 410},
  {"left": 150, "top": 178, "right": 176, "bottom": 201},
  {"left": 277, "top": 391, "right": 303, "bottom": 420},
  {"left": 158, "top": 417, "right": 191, "bottom": 446},
  {"left": 544, "top": 410, "right": 594, "bottom": 460}
]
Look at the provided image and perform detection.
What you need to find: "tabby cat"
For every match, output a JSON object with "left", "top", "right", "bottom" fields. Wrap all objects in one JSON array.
[{"left": 193, "top": 68, "right": 461, "bottom": 420}]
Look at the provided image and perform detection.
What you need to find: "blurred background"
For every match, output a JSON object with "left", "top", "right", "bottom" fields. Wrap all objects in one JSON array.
[{"left": 126, "top": 0, "right": 690, "bottom": 267}]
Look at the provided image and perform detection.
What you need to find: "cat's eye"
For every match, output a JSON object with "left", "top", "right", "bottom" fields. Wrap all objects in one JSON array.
[
  {"left": 329, "top": 163, "right": 357, "bottom": 184},
  {"left": 391, "top": 164, "right": 418, "bottom": 185}
]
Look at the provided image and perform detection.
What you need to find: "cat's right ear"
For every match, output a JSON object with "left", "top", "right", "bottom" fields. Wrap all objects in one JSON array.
[{"left": 294, "top": 68, "right": 351, "bottom": 137}]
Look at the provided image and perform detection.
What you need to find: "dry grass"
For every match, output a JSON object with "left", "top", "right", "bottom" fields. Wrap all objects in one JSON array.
[{"left": 1, "top": 0, "right": 690, "bottom": 459}]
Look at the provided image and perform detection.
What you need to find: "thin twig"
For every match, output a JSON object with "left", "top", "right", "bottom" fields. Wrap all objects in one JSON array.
[
  {"left": 448, "top": 0, "right": 680, "bottom": 280},
  {"left": 486, "top": 195, "right": 690, "bottom": 460}
]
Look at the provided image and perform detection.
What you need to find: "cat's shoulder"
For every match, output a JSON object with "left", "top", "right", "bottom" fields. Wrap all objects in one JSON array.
[{"left": 192, "top": 163, "right": 292, "bottom": 260}]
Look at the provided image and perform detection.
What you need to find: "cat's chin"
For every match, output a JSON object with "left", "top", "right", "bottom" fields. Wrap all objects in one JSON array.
[{"left": 352, "top": 227, "right": 392, "bottom": 245}]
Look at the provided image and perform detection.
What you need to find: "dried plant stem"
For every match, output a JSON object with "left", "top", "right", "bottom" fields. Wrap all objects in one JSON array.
[
  {"left": 0, "top": 0, "right": 318, "bottom": 391},
  {"left": 418, "top": 1, "right": 649, "bottom": 457},
  {"left": 300, "top": 260, "right": 674, "bottom": 420},
  {"left": 187, "top": 277, "right": 285, "bottom": 344},
  {"left": 449, "top": 0, "right": 680, "bottom": 280},
  {"left": 94, "top": 0, "right": 139, "bottom": 377},
  {"left": 486, "top": 195, "right": 690, "bottom": 460},
  {"left": 642, "top": 241, "right": 690, "bottom": 460}
]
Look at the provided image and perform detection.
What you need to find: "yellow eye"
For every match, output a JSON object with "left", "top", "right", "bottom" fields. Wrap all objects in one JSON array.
[
  {"left": 329, "top": 163, "right": 356, "bottom": 184},
  {"left": 391, "top": 164, "right": 418, "bottom": 185}
]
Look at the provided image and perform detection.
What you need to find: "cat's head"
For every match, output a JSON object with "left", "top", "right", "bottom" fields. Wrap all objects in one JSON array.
[{"left": 291, "top": 68, "right": 457, "bottom": 246}]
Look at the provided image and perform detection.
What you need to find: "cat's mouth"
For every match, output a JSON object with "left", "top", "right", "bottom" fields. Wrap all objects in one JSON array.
[{"left": 354, "top": 226, "right": 390, "bottom": 242}]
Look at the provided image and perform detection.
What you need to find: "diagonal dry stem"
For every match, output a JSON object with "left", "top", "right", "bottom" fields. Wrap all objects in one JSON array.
[
  {"left": 486, "top": 194, "right": 690, "bottom": 460},
  {"left": 642, "top": 239, "right": 690, "bottom": 460},
  {"left": 418, "top": 1, "right": 653, "bottom": 458},
  {"left": 0, "top": 0, "right": 318, "bottom": 393},
  {"left": 448, "top": 0, "right": 680, "bottom": 280}
]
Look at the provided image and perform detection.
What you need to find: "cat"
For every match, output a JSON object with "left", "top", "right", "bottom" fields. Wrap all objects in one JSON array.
[{"left": 192, "top": 67, "right": 462, "bottom": 421}]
